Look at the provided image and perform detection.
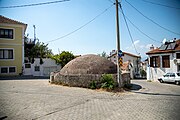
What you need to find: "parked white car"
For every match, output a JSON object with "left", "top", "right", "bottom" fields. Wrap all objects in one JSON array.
[{"left": 158, "top": 72, "right": 180, "bottom": 85}]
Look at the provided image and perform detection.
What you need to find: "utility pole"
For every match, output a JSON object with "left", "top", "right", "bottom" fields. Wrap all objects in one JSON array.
[
  {"left": 115, "top": 0, "right": 122, "bottom": 87},
  {"left": 33, "top": 25, "right": 36, "bottom": 43}
]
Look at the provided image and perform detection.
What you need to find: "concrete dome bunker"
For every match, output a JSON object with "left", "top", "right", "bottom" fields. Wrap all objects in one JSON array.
[
  {"left": 52, "top": 54, "right": 130, "bottom": 88},
  {"left": 60, "top": 54, "right": 117, "bottom": 75}
]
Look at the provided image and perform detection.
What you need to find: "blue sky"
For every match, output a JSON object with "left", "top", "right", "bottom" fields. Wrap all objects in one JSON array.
[{"left": 0, "top": 0, "right": 180, "bottom": 60}]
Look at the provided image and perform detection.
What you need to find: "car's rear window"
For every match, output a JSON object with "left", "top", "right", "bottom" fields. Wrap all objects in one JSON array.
[{"left": 177, "top": 73, "right": 180, "bottom": 76}]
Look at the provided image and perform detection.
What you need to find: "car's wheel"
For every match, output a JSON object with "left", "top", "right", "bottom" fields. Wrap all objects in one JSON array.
[
  {"left": 159, "top": 79, "right": 163, "bottom": 83},
  {"left": 175, "top": 81, "right": 180, "bottom": 85}
]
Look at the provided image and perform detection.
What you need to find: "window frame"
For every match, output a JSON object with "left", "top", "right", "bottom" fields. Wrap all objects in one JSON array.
[
  {"left": 34, "top": 66, "right": 40, "bottom": 72},
  {"left": 1, "top": 67, "right": 8, "bottom": 73},
  {"left": 0, "top": 66, "right": 16, "bottom": 74},
  {"left": 150, "top": 56, "right": 160, "bottom": 68},
  {"left": 9, "top": 67, "right": 16, "bottom": 73},
  {"left": 0, "top": 28, "right": 14, "bottom": 40},
  {"left": 162, "top": 55, "right": 170, "bottom": 68},
  {"left": 25, "top": 63, "right": 31, "bottom": 68},
  {"left": 0, "top": 48, "right": 14, "bottom": 60}
]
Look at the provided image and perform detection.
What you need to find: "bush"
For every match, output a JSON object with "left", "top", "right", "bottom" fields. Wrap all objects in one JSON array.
[
  {"left": 89, "top": 74, "right": 115, "bottom": 90},
  {"left": 89, "top": 81, "right": 97, "bottom": 89},
  {"left": 100, "top": 74, "right": 115, "bottom": 90}
]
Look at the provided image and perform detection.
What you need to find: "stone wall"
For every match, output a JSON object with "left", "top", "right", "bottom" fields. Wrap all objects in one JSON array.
[{"left": 50, "top": 72, "right": 131, "bottom": 88}]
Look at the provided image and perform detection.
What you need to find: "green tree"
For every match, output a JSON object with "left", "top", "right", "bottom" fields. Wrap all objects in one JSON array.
[
  {"left": 51, "top": 51, "right": 75, "bottom": 67},
  {"left": 25, "top": 40, "right": 52, "bottom": 64},
  {"left": 98, "top": 51, "right": 108, "bottom": 58}
]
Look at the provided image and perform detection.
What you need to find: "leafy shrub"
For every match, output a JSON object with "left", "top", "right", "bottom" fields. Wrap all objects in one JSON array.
[
  {"left": 100, "top": 74, "right": 115, "bottom": 90},
  {"left": 89, "top": 81, "right": 97, "bottom": 89}
]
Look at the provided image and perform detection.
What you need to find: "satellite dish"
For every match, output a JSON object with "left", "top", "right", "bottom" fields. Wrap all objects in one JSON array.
[{"left": 162, "top": 38, "right": 167, "bottom": 44}]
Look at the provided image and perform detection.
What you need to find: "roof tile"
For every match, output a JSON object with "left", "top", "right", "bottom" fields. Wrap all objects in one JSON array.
[
  {"left": 146, "top": 39, "right": 180, "bottom": 55},
  {"left": 0, "top": 15, "right": 27, "bottom": 26}
]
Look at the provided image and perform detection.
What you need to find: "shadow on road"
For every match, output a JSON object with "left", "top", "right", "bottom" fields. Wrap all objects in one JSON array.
[
  {"left": 0, "top": 116, "right": 8, "bottom": 120},
  {"left": 130, "top": 84, "right": 142, "bottom": 90},
  {"left": 133, "top": 91, "right": 180, "bottom": 97},
  {"left": 125, "top": 84, "right": 142, "bottom": 91}
]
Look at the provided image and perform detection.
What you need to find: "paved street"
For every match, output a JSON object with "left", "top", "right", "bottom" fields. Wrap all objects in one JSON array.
[{"left": 0, "top": 79, "right": 179, "bottom": 120}]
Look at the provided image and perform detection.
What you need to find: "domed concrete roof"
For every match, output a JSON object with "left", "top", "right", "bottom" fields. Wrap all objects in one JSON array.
[{"left": 60, "top": 54, "right": 117, "bottom": 75}]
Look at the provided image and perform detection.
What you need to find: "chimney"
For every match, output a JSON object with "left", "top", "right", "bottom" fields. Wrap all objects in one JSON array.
[{"left": 150, "top": 45, "right": 154, "bottom": 50}]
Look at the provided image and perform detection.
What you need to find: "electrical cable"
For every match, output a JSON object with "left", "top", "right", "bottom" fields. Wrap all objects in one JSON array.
[
  {"left": 119, "top": 3, "right": 139, "bottom": 54},
  {"left": 45, "top": 4, "right": 114, "bottom": 43},
  {"left": 125, "top": 0, "right": 180, "bottom": 36},
  {"left": 118, "top": 5, "right": 161, "bottom": 43},
  {"left": 125, "top": 16, "right": 161, "bottom": 43},
  {"left": 0, "top": 0, "right": 70, "bottom": 9},
  {"left": 108, "top": 0, "right": 114, "bottom": 3},
  {"left": 141, "top": 0, "right": 180, "bottom": 10}
]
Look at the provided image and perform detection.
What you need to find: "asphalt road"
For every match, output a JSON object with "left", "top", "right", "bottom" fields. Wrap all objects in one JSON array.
[{"left": 0, "top": 79, "right": 179, "bottom": 120}]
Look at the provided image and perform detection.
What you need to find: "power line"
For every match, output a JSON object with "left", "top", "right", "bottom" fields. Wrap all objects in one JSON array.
[
  {"left": 107, "top": 0, "right": 114, "bottom": 3},
  {"left": 118, "top": 6, "right": 161, "bottom": 43},
  {"left": 119, "top": 3, "right": 139, "bottom": 55},
  {"left": 141, "top": 0, "right": 180, "bottom": 10},
  {"left": 0, "top": 0, "right": 70, "bottom": 9},
  {"left": 125, "top": 0, "right": 180, "bottom": 36},
  {"left": 45, "top": 4, "right": 114, "bottom": 43},
  {"left": 125, "top": 16, "right": 161, "bottom": 43}
]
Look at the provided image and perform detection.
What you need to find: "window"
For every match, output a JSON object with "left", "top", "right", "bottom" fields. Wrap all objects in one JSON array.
[
  {"left": 162, "top": 55, "right": 170, "bottom": 68},
  {"left": 177, "top": 53, "right": 180, "bottom": 59},
  {"left": 0, "top": 49, "right": 13, "bottom": 59},
  {"left": 0, "top": 66, "right": 16, "bottom": 74},
  {"left": 170, "top": 73, "right": 175, "bottom": 77},
  {"left": 164, "top": 75, "right": 169, "bottom": 77},
  {"left": 1, "top": 67, "right": 8, "bottom": 73},
  {"left": 150, "top": 56, "right": 160, "bottom": 67},
  {"left": 25, "top": 64, "right": 31, "bottom": 68},
  {"left": 0, "top": 28, "right": 13, "bottom": 39},
  {"left": 177, "top": 73, "right": 180, "bottom": 76},
  {"left": 35, "top": 66, "right": 40, "bottom": 71},
  {"left": 9, "top": 67, "right": 16, "bottom": 73}
]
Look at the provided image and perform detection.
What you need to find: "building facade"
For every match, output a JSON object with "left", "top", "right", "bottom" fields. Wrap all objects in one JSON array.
[
  {"left": 0, "top": 15, "right": 27, "bottom": 76},
  {"left": 23, "top": 58, "right": 61, "bottom": 76},
  {"left": 146, "top": 39, "right": 180, "bottom": 81},
  {"left": 108, "top": 50, "right": 141, "bottom": 79}
]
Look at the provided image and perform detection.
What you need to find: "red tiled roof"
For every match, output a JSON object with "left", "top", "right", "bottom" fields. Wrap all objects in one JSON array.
[
  {"left": 146, "top": 39, "right": 180, "bottom": 55},
  {"left": 0, "top": 15, "right": 27, "bottom": 26}
]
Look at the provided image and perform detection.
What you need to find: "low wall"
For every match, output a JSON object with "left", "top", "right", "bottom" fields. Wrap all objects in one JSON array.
[{"left": 50, "top": 72, "right": 131, "bottom": 88}]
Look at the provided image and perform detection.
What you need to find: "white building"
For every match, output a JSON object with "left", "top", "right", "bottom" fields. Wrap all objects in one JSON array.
[
  {"left": 146, "top": 39, "right": 180, "bottom": 81},
  {"left": 108, "top": 50, "right": 141, "bottom": 79},
  {"left": 23, "top": 58, "right": 61, "bottom": 77}
]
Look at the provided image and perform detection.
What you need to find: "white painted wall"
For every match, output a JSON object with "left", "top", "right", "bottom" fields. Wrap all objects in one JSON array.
[
  {"left": 147, "top": 52, "right": 180, "bottom": 81},
  {"left": 108, "top": 53, "right": 141, "bottom": 79},
  {"left": 23, "top": 58, "right": 61, "bottom": 76}
]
